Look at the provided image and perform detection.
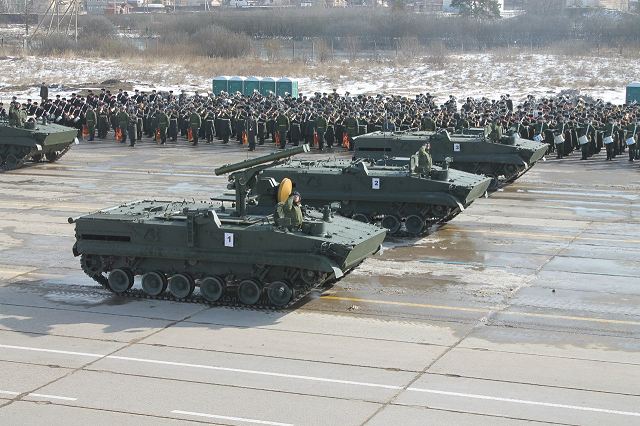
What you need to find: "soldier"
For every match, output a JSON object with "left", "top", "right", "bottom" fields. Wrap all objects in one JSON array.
[
  {"left": 85, "top": 106, "right": 97, "bottom": 141},
  {"left": 344, "top": 114, "right": 359, "bottom": 151},
  {"left": 39, "top": 82, "right": 48, "bottom": 103},
  {"left": 257, "top": 113, "right": 267, "bottom": 145},
  {"left": 168, "top": 108, "right": 178, "bottom": 142},
  {"left": 189, "top": 108, "right": 201, "bottom": 146},
  {"left": 486, "top": 117, "right": 503, "bottom": 143},
  {"left": 314, "top": 113, "right": 327, "bottom": 151},
  {"left": 417, "top": 143, "right": 432, "bottom": 175},
  {"left": 624, "top": 118, "right": 637, "bottom": 162},
  {"left": 127, "top": 109, "right": 137, "bottom": 147},
  {"left": 219, "top": 110, "right": 232, "bottom": 144},
  {"left": 576, "top": 118, "right": 591, "bottom": 160},
  {"left": 601, "top": 117, "right": 616, "bottom": 161},
  {"left": 275, "top": 110, "right": 290, "bottom": 149},
  {"left": 289, "top": 113, "right": 301, "bottom": 146},
  {"left": 116, "top": 107, "right": 129, "bottom": 144},
  {"left": 97, "top": 105, "right": 109, "bottom": 139},
  {"left": 157, "top": 107, "right": 169, "bottom": 145},
  {"left": 276, "top": 191, "right": 303, "bottom": 229},
  {"left": 203, "top": 109, "right": 214, "bottom": 143},
  {"left": 554, "top": 116, "right": 566, "bottom": 159},
  {"left": 246, "top": 112, "right": 257, "bottom": 151}
]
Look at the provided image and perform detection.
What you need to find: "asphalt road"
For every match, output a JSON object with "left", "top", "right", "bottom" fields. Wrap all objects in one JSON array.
[{"left": 1, "top": 138, "right": 639, "bottom": 426}]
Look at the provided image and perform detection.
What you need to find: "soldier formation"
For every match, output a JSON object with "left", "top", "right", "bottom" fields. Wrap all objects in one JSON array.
[{"left": 6, "top": 84, "right": 640, "bottom": 162}]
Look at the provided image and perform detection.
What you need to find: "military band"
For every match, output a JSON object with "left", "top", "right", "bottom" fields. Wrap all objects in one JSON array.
[{"left": 4, "top": 85, "right": 639, "bottom": 163}]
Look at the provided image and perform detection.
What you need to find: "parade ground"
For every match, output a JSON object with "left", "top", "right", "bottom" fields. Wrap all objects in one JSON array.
[{"left": 0, "top": 140, "right": 639, "bottom": 425}]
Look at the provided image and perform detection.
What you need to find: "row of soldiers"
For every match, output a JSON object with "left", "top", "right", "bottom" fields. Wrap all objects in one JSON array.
[{"left": 21, "top": 86, "right": 640, "bottom": 161}]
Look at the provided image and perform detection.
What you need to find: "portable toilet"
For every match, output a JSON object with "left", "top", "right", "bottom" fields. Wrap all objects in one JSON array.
[
  {"left": 276, "top": 77, "right": 298, "bottom": 98},
  {"left": 259, "top": 77, "right": 276, "bottom": 96},
  {"left": 228, "top": 76, "right": 245, "bottom": 95},
  {"left": 212, "top": 76, "right": 229, "bottom": 95},
  {"left": 626, "top": 82, "right": 640, "bottom": 104},
  {"left": 244, "top": 76, "right": 261, "bottom": 96}
]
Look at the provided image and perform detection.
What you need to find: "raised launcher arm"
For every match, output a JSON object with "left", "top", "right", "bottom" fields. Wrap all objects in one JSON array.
[{"left": 214, "top": 144, "right": 310, "bottom": 218}]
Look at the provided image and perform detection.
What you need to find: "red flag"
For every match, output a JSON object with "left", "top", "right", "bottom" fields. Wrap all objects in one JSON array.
[
  {"left": 313, "top": 131, "right": 319, "bottom": 148},
  {"left": 187, "top": 128, "right": 193, "bottom": 142},
  {"left": 275, "top": 132, "right": 280, "bottom": 147},
  {"left": 155, "top": 128, "right": 161, "bottom": 143},
  {"left": 242, "top": 130, "right": 248, "bottom": 145},
  {"left": 82, "top": 124, "right": 89, "bottom": 139}
]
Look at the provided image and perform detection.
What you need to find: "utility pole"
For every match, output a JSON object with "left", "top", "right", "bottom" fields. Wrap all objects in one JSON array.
[{"left": 24, "top": 0, "right": 29, "bottom": 37}]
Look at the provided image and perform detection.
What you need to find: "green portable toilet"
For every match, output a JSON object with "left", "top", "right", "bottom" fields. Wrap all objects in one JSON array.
[
  {"left": 260, "top": 77, "right": 276, "bottom": 96},
  {"left": 228, "top": 76, "right": 245, "bottom": 95},
  {"left": 626, "top": 82, "right": 640, "bottom": 104},
  {"left": 276, "top": 77, "right": 298, "bottom": 98},
  {"left": 212, "top": 76, "right": 229, "bottom": 95},
  {"left": 244, "top": 76, "right": 261, "bottom": 96}
]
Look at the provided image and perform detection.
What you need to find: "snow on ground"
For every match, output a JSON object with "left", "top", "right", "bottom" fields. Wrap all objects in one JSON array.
[{"left": 1, "top": 52, "right": 638, "bottom": 104}]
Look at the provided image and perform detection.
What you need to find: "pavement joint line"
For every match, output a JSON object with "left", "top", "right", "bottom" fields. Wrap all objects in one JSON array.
[
  {"left": 0, "top": 344, "right": 404, "bottom": 390},
  {"left": 0, "top": 390, "right": 76, "bottom": 401},
  {"left": 320, "top": 296, "right": 492, "bottom": 314},
  {"left": 171, "top": 409, "right": 294, "bottom": 426},
  {"left": 406, "top": 387, "right": 640, "bottom": 417},
  {"left": 320, "top": 296, "right": 640, "bottom": 326},
  {"left": 449, "top": 228, "right": 640, "bottom": 244}
]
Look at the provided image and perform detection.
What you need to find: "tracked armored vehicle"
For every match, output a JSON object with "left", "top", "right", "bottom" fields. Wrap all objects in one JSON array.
[
  {"left": 0, "top": 118, "right": 77, "bottom": 170},
  {"left": 258, "top": 156, "right": 491, "bottom": 237},
  {"left": 353, "top": 130, "right": 548, "bottom": 189},
  {"left": 70, "top": 145, "right": 386, "bottom": 309}
]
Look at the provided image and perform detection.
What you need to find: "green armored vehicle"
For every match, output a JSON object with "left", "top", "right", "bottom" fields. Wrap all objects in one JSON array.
[
  {"left": 70, "top": 145, "right": 385, "bottom": 309},
  {"left": 258, "top": 156, "right": 491, "bottom": 237},
  {"left": 0, "top": 117, "right": 77, "bottom": 170},
  {"left": 353, "top": 130, "right": 548, "bottom": 189}
]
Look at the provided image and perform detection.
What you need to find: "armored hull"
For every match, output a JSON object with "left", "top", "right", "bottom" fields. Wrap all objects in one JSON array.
[
  {"left": 71, "top": 146, "right": 386, "bottom": 309},
  {"left": 259, "top": 158, "right": 491, "bottom": 237},
  {"left": 353, "top": 130, "right": 548, "bottom": 189},
  {"left": 0, "top": 119, "right": 77, "bottom": 170}
]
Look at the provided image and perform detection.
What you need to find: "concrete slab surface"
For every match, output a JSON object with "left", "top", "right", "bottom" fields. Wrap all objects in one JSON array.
[{"left": 0, "top": 139, "right": 638, "bottom": 425}]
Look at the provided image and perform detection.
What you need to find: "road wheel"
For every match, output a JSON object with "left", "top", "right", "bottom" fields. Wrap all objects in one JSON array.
[
  {"left": 199, "top": 276, "right": 225, "bottom": 302},
  {"left": 267, "top": 280, "right": 293, "bottom": 307},
  {"left": 168, "top": 274, "right": 195, "bottom": 299},
  {"left": 141, "top": 272, "right": 167, "bottom": 296},
  {"left": 238, "top": 279, "right": 261, "bottom": 305},
  {"left": 108, "top": 268, "right": 134, "bottom": 294}
]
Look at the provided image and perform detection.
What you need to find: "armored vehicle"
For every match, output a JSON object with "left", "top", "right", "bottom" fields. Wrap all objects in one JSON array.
[
  {"left": 0, "top": 118, "right": 77, "bottom": 171},
  {"left": 353, "top": 130, "right": 548, "bottom": 189},
  {"left": 70, "top": 145, "right": 386, "bottom": 309},
  {"left": 258, "top": 156, "right": 491, "bottom": 237}
]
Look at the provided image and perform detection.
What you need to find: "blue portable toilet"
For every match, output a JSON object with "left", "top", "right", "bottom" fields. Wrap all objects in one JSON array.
[
  {"left": 276, "top": 77, "right": 298, "bottom": 98},
  {"left": 626, "top": 82, "right": 640, "bottom": 104},
  {"left": 259, "top": 77, "right": 276, "bottom": 96},
  {"left": 228, "top": 76, "right": 245, "bottom": 95},
  {"left": 212, "top": 76, "right": 229, "bottom": 95},
  {"left": 244, "top": 76, "right": 261, "bottom": 96}
]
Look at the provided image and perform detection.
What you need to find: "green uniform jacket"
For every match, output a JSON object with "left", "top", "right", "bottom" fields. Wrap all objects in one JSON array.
[
  {"left": 276, "top": 114, "right": 290, "bottom": 131},
  {"left": 344, "top": 117, "right": 359, "bottom": 137},
  {"left": 85, "top": 110, "right": 97, "bottom": 126},
  {"left": 157, "top": 112, "right": 169, "bottom": 130},
  {"left": 117, "top": 111, "right": 129, "bottom": 129},
  {"left": 190, "top": 112, "right": 201, "bottom": 129},
  {"left": 417, "top": 147, "right": 432, "bottom": 174},
  {"left": 315, "top": 116, "right": 327, "bottom": 133},
  {"left": 283, "top": 196, "right": 303, "bottom": 226}
]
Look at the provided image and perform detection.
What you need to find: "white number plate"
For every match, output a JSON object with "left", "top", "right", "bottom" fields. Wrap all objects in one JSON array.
[
  {"left": 372, "top": 178, "right": 380, "bottom": 189},
  {"left": 224, "top": 233, "right": 234, "bottom": 247}
]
